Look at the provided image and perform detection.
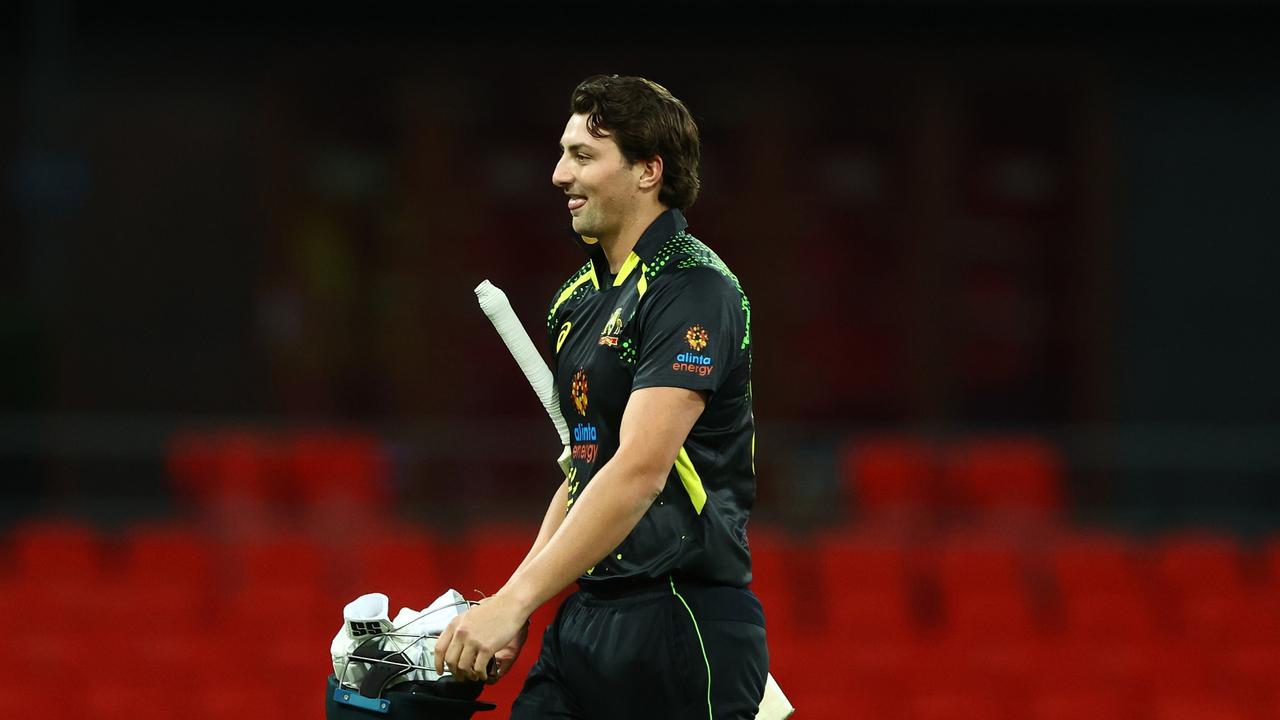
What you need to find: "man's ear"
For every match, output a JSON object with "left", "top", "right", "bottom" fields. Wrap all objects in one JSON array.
[{"left": 637, "top": 155, "right": 664, "bottom": 192}]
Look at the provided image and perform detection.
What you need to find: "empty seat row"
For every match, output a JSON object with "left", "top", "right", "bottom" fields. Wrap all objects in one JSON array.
[
  {"left": 5, "top": 516, "right": 1280, "bottom": 719},
  {"left": 166, "top": 428, "right": 390, "bottom": 509},
  {"left": 9, "top": 520, "right": 1280, "bottom": 641},
  {"left": 0, "top": 518, "right": 537, "bottom": 608},
  {"left": 841, "top": 434, "right": 1065, "bottom": 518},
  {"left": 751, "top": 527, "right": 1280, "bottom": 647},
  {"left": 5, "top": 634, "right": 1277, "bottom": 720}
]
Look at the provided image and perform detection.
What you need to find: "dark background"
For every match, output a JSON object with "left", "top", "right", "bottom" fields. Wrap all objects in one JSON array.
[
  {"left": 4, "top": 1, "right": 1278, "bottom": 529},
  {"left": 3, "top": 4, "right": 1280, "bottom": 717}
]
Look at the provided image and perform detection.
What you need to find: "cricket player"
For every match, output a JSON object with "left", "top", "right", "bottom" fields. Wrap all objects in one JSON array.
[{"left": 436, "top": 74, "right": 766, "bottom": 719}]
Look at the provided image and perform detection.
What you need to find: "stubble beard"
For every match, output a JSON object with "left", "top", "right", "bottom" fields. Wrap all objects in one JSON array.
[{"left": 572, "top": 207, "right": 609, "bottom": 240}]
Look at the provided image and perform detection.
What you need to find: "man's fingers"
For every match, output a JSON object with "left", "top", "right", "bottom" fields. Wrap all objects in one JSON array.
[
  {"left": 457, "top": 642, "right": 479, "bottom": 681},
  {"left": 434, "top": 621, "right": 457, "bottom": 676},
  {"left": 473, "top": 649, "right": 494, "bottom": 682}
]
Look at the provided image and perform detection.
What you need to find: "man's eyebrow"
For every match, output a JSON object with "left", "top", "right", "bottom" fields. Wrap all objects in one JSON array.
[{"left": 559, "top": 142, "right": 595, "bottom": 154}]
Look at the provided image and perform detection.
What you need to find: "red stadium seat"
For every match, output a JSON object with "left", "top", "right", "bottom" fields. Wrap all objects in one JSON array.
[
  {"left": 1028, "top": 641, "right": 1115, "bottom": 696},
  {"left": 1176, "top": 586, "right": 1280, "bottom": 648},
  {"left": 187, "top": 679, "right": 290, "bottom": 720},
  {"left": 230, "top": 530, "right": 331, "bottom": 591},
  {"left": 905, "top": 690, "right": 1015, "bottom": 720},
  {"left": 927, "top": 639, "right": 1042, "bottom": 697},
  {"left": 8, "top": 518, "right": 103, "bottom": 585},
  {"left": 0, "top": 583, "right": 19, "bottom": 628},
  {"left": 11, "top": 626, "right": 100, "bottom": 682},
  {"left": 458, "top": 522, "right": 539, "bottom": 600},
  {"left": 748, "top": 529, "right": 804, "bottom": 638},
  {"left": 131, "top": 629, "right": 225, "bottom": 688},
  {"left": 814, "top": 530, "right": 919, "bottom": 643},
  {"left": 222, "top": 582, "right": 332, "bottom": 648},
  {"left": 930, "top": 533, "right": 1043, "bottom": 642},
  {"left": 168, "top": 430, "right": 279, "bottom": 507},
  {"left": 934, "top": 534, "right": 1028, "bottom": 595},
  {"left": 1080, "top": 640, "right": 1163, "bottom": 694},
  {"left": 1031, "top": 690, "right": 1134, "bottom": 720},
  {"left": 1221, "top": 642, "right": 1280, "bottom": 703},
  {"left": 1154, "top": 533, "right": 1245, "bottom": 597},
  {"left": 344, "top": 526, "right": 446, "bottom": 609},
  {"left": 839, "top": 434, "right": 937, "bottom": 519},
  {"left": 940, "top": 436, "right": 1064, "bottom": 519},
  {"left": 1150, "top": 695, "right": 1252, "bottom": 720},
  {"left": 1049, "top": 533, "right": 1146, "bottom": 596},
  {"left": 122, "top": 522, "right": 219, "bottom": 590},
  {"left": 0, "top": 675, "right": 84, "bottom": 720},
  {"left": 792, "top": 686, "right": 887, "bottom": 720},
  {"left": 85, "top": 681, "right": 181, "bottom": 720},
  {"left": 1060, "top": 588, "right": 1160, "bottom": 643},
  {"left": 1048, "top": 533, "right": 1158, "bottom": 640},
  {"left": 6, "top": 520, "right": 108, "bottom": 645},
  {"left": 943, "top": 591, "right": 1040, "bottom": 642},
  {"left": 97, "top": 579, "right": 212, "bottom": 637},
  {"left": 1044, "top": 640, "right": 1209, "bottom": 700},
  {"left": 1140, "top": 641, "right": 1215, "bottom": 698},
  {"left": 282, "top": 429, "right": 389, "bottom": 508}
]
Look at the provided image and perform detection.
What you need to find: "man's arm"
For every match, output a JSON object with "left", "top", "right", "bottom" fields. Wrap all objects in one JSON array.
[
  {"left": 434, "top": 386, "right": 706, "bottom": 681},
  {"left": 512, "top": 478, "right": 570, "bottom": 577},
  {"left": 477, "top": 478, "right": 569, "bottom": 683}
]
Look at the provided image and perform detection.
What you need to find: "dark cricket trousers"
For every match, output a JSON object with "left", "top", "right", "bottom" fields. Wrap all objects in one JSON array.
[{"left": 510, "top": 576, "right": 769, "bottom": 720}]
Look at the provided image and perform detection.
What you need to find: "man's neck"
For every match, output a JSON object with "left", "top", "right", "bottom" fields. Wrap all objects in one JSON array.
[{"left": 598, "top": 205, "right": 666, "bottom": 274}]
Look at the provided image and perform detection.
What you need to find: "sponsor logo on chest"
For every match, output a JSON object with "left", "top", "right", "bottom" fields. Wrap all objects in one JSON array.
[{"left": 569, "top": 368, "right": 599, "bottom": 463}]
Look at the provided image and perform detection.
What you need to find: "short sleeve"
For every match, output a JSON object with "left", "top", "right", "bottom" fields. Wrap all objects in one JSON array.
[{"left": 632, "top": 268, "right": 745, "bottom": 395}]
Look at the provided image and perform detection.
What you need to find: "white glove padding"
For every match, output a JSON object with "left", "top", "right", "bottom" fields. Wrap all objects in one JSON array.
[{"left": 331, "top": 589, "right": 470, "bottom": 690}]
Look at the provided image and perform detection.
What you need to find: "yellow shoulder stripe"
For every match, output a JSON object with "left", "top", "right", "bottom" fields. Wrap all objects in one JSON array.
[
  {"left": 674, "top": 447, "right": 707, "bottom": 514},
  {"left": 549, "top": 267, "right": 597, "bottom": 320}
]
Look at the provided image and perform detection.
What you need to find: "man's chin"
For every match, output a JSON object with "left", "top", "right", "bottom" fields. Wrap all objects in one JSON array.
[{"left": 570, "top": 217, "right": 596, "bottom": 237}]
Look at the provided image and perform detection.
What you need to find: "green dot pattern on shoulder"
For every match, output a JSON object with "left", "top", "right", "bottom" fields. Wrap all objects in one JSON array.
[{"left": 646, "top": 231, "right": 752, "bottom": 351}]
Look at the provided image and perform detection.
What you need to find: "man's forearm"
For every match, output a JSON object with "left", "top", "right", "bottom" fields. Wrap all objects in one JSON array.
[
  {"left": 498, "top": 456, "right": 664, "bottom": 618},
  {"left": 511, "top": 479, "right": 569, "bottom": 579}
]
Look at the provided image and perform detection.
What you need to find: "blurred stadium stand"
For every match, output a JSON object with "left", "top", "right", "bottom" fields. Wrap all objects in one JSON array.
[{"left": 3, "top": 428, "right": 1280, "bottom": 717}]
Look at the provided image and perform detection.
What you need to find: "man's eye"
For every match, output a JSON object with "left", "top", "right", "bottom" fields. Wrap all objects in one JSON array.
[{"left": 575, "top": 154, "right": 590, "bottom": 163}]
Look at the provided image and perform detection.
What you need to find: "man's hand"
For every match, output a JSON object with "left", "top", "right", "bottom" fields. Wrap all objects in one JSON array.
[
  {"left": 488, "top": 619, "right": 530, "bottom": 684},
  {"left": 434, "top": 593, "right": 529, "bottom": 683}
]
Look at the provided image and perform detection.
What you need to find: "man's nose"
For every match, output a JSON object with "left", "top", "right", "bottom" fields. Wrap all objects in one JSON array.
[{"left": 552, "top": 155, "right": 573, "bottom": 188}]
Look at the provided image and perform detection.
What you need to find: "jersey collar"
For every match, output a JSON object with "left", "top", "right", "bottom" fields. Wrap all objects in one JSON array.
[{"left": 571, "top": 208, "right": 688, "bottom": 289}]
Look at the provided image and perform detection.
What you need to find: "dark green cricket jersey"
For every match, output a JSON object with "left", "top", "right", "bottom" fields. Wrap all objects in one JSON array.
[{"left": 545, "top": 208, "right": 756, "bottom": 587}]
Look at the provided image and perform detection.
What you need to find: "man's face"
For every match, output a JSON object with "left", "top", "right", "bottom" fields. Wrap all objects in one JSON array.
[{"left": 552, "top": 113, "right": 643, "bottom": 240}]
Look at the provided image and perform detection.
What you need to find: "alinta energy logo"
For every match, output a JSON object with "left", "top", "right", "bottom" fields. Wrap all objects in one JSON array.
[
  {"left": 673, "top": 324, "right": 714, "bottom": 377},
  {"left": 569, "top": 368, "right": 598, "bottom": 463}
]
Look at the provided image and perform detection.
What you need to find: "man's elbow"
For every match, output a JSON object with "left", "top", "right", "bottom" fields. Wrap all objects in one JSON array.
[
  {"left": 632, "top": 464, "right": 669, "bottom": 501},
  {"left": 613, "top": 449, "right": 672, "bottom": 499},
  {"left": 640, "top": 472, "right": 666, "bottom": 502}
]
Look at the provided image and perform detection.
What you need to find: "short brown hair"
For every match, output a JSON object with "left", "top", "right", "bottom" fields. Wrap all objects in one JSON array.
[{"left": 570, "top": 74, "right": 702, "bottom": 210}]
